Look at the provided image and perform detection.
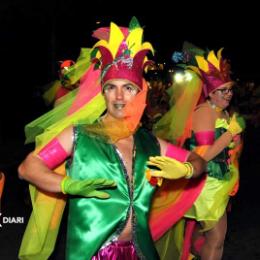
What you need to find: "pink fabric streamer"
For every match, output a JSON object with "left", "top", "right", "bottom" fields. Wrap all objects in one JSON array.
[
  {"left": 181, "top": 220, "right": 205, "bottom": 260},
  {"left": 165, "top": 143, "right": 190, "bottom": 162},
  {"left": 67, "top": 64, "right": 102, "bottom": 115},
  {"left": 92, "top": 27, "right": 129, "bottom": 41},
  {"left": 181, "top": 220, "right": 196, "bottom": 260},
  {"left": 150, "top": 174, "right": 206, "bottom": 241}
]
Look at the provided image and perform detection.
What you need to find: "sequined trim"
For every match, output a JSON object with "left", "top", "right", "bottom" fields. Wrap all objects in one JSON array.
[{"left": 111, "top": 142, "right": 145, "bottom": 258}]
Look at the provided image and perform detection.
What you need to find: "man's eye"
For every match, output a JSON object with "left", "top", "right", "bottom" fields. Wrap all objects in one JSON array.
[
  {"left": 124, "top": 85, "right": 138, "bottom": 93},
  {"left": 104, "top": 85, "right": 115, "bottom": 92},
  {"left": 126, "top": 86, "right": 133, "bottom": 91}
]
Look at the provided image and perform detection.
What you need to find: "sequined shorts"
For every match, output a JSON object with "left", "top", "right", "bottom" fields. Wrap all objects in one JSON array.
[{"left": 92, "top": 240, "right": 139, "bottom": 260}]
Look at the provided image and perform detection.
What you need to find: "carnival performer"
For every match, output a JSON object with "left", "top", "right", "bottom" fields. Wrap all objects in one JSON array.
[
  {"left": 18, "top": 20, "right": 205, "bottom": 260},
  {"left": 42, "top": 47, "right": 93, "bottom": 109},
  {"left": 54, "top": 60, "right": 79, "bottom": 106},
  {"left": 151, "top": 42, "right": 245, "bottom": 260}
]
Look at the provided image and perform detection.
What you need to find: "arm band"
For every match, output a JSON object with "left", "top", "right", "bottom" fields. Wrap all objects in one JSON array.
[
  {"left": 165, "top": 143, "right": 190, "bottom": 162},
  {"left": 38, "top": 138, "right": 69, "bottom": 169},
  {"left": 194, "top": 131, "right": 214, "bottom": 145}
]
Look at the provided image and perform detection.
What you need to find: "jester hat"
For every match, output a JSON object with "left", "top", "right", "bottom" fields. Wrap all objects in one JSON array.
[
  {"left": 91, "top": 17, "right": 154, "bottom": 89},
  {"left": 190, "top": 48, "right": 233, "bottom": 97},
  {"left": 172, "top": 42, "right": 233, "bottom": 98}
]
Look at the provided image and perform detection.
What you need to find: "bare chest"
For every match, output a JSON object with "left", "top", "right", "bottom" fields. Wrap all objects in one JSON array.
[{"left": 115, "top": 138, "right": 134, "bottom": 181}]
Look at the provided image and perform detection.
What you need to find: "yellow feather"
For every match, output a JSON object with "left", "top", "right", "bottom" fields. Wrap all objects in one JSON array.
[
  {"left": 141, "top": 42, "right": 154, "bottom": 55},
  {"left": 187, "top": 65, "right": 201, "bottom": 76},
  {"left": 207, "top": 50, "right": 220, "bottom": 70},
  {"left": 108, "top": 22, "right": 125, "bottom": 58},
  {"left": 217, "top": 48, "right": 224, "bottom": 60},
  {"left": 92, "top": 40, "right": 109, "bottom": 50},
  {"left": 126, "top": 28, "right": 143, "bottom": 57},
  {"left": 195, "top": 56, "right": 209, "bottom": 72},
  {"left": 92, "top": 40, "right": 108, "bottom": 60}
]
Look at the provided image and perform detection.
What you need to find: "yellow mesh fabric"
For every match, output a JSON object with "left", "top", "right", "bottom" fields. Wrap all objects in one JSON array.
[
  {"left": 153, "top": 70, "right": 203, "bottom": 146},
  {"left": 19, "top": 163, "right": 66, "bottom": 260}
]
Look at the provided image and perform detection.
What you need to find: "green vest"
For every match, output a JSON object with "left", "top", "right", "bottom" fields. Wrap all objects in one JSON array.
[{"left": 66, "top": 126, "right": 160, "bottom": 260}]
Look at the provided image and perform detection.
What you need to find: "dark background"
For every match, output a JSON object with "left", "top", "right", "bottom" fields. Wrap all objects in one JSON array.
[
  {"left": 0, "top": 1, "right": 260, "bottom": 259},
  {"left": 1, "top": 1, "right": 260, "bottom": 138}
]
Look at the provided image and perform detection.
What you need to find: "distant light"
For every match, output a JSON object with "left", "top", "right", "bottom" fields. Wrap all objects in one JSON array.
[
  {"left": 174, "top": 72, "right": 184, "bottom": 83},
  {"left": 174, "top": 71, "right": 193, "bottom": 83},
  {"left": 184, "top": 71, "right": 193, "bottom": 81},
  {"left": 96, "top": 21, "right": 101, "bottom": 24}
]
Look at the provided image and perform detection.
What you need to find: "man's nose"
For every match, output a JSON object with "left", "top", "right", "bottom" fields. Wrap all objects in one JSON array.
[{"left": 115, "top": 88, "right": 124, "bottom": 99}]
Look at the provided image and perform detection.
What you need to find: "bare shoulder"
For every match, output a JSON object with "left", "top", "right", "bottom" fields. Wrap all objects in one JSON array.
[
  {"left": 192, "top": 102, "right": 215, "bottom": 132},
  {"left": 58, "top": 125, "right": 74, "bottom": 139},
  {"left": 194, "top": 103, "right": 213, "bottom": 116},
  {"left": 56, "top": 125, "right": 74, "bottom": 153}
]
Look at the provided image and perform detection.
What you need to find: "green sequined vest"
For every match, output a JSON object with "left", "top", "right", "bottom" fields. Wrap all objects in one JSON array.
[{"left": 66, "top": 126, "right": 160, "bottom": 260}]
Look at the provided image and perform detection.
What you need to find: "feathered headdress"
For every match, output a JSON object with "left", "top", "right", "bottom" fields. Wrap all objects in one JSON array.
[
  {"left": 91, "top": 17, "right": 154, "bottom": 89},
  {"left": 172, "top": 42, "right": 233, "bottom": 98},
  {"left": 190, "top": 49, "right": 232, "bottom": 97}
]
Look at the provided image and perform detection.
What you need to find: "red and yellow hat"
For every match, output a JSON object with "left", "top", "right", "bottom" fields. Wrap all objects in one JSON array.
[
  {"left": 91, "top": 17, "right": 154, "bottom": 89},
  {"left": 189, "top": 49, "right": 233, "bottom": 97}
]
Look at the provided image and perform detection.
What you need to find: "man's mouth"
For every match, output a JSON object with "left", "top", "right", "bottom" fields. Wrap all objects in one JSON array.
[{"left": 113, "top": 104, "right": 125, "bottom": 110}]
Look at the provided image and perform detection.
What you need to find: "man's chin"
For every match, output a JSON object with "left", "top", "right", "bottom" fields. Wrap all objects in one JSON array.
[{"left": 108, "top": 114, "right": 125, "bottom": 120}]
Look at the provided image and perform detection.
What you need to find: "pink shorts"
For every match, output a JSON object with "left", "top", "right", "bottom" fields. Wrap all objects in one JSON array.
[{"left": 92, "top": 240, "right": 139, "bottom": 260}]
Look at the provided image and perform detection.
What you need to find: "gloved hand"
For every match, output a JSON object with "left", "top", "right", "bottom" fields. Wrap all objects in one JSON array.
[
  {"left": 228, "top": 113, "right": 246, "bottom": 137},
  {"left": 61, "top": 176, "right": 116, "bottom": 199},
  {"left": 147, "top": 156, "right": 193, "bottom": 180}
]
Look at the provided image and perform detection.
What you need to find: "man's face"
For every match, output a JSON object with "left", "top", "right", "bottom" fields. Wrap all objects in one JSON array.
[
  {"left": 103, "top": 79, "right": 140, "bottom": 119},
  {"left": 209, "top": 83, "right": 234, "bottom": 109}
]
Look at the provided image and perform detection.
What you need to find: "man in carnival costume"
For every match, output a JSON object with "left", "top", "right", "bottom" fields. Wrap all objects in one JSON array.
[
  {"left": 18, "top": 20, "right": 205, "bottom": 260},
  {"left": 151, "top": 42, "right": 245, "bottom": 260}
]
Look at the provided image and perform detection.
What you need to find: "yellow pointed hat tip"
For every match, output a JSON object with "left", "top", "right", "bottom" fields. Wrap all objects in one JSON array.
[
  {"left": 207, "top": 50, "right": 220, "bottom": 70},
  {"left": 126, "top": 27, "right": 143, "bottom": 56},
  {"left": 217, "top": 47, "right": 224, "bottom": 60},
  {"left": 108, "top": 22, "right": 125, "bottom": 58},
  {"left": 142, "top": 42, "right": 154, "bottom": 54},
  {"left": 195, "top": 56, "right": 209, "bottom": 72}
]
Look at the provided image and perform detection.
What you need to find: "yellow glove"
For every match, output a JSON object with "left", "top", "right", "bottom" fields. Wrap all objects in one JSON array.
[
  {"left": 228, "top": 113, "right": 246, "bottom": 137},
  {"left": 147, "top": 156, "right": 193, "bottom": 180}
]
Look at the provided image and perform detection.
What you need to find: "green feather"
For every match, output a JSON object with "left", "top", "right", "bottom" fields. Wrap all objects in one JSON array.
[{"left": 129, "top": 16, "right": 141, "bottom": 31}]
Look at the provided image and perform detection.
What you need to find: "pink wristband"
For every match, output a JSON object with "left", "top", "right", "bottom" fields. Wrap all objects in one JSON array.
[
  {"left": 194, "top": 131, "right": 214, "bottom": 145},
  {"left": 165, "top": 143, "right": 189, "bottom": 162},
  {"left": 38, "top": 138, "right": 69, "bottom": 169}
]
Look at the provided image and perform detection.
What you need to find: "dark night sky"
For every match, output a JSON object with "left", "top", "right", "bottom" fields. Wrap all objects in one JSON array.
[{"left": 0, "top": 0, "right": 259, "bottom": 139}]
